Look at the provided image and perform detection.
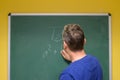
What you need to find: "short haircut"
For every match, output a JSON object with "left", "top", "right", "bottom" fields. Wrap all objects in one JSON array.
[{"left": 62, "top": 24, "right": 85, "bottom": 51}]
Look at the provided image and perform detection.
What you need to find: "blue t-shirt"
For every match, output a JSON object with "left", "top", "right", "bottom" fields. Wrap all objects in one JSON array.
[{"left": 59, "top": 55, "right": 103, "bottom": 80}]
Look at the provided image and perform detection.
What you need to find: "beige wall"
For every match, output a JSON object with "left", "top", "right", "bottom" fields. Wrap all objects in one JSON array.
[{"left": 0, "top": 0, "right": 120, "bottom": 80}]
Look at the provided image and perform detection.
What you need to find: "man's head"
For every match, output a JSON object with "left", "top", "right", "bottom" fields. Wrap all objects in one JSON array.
[{"left": 62, "top": 24, "right": 85, "bottom": 52}]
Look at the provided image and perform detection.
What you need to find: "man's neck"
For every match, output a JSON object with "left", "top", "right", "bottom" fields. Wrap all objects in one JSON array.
[{"left": 71, "top": 50, "right": 86, "bottom": 62}]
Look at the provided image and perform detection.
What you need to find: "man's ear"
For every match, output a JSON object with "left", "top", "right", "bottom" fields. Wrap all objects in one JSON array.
[
  {"left": 63, "top": 41, "right": 68, "bottom": 49},
  {"left": 84, "top": 38, "right": 86, "bottom": 45}
]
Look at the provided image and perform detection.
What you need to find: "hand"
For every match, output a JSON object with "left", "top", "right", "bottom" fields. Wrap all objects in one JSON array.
[{"left": 61, "top": 50, "right": 71, "bottom": 61}]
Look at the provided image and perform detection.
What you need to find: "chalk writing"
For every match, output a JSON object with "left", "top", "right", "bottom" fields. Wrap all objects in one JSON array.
[{"left": 42, "top": 29, "right": 62, "bottom": 58}]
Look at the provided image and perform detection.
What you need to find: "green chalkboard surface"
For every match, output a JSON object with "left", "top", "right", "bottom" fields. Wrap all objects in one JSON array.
[{"left": 9, "top": 13, "right": 111, "bottom": 80}]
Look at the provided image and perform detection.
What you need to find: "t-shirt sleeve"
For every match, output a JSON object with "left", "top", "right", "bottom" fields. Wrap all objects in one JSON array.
[{"left": 60, "top": 73, "right": 74, "bottom": 80}]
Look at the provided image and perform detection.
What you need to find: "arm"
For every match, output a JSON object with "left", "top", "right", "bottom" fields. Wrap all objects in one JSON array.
[{"left": 60, "top": 74, "right": 74, "bottom": 80}]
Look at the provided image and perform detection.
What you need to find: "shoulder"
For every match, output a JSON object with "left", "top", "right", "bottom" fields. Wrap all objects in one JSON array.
[
  {"left": 60, "top": 56, "right": 89, "bottom": 79},
  {"left": 85, "top": 55, "right": 101, "bottom": 65},
  {"left": 83, "top": 55, "right": 102, "bottom": 69},
  {"left": 59, "top": 72, "right": 74, "bottom": 80},
  {"left": 61, "top": 55, "right": 99, "bottom": 73}
]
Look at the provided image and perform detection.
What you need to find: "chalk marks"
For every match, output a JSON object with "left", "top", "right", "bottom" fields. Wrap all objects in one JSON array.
[
  {"left": 48, "top": 44, "right": 51, "bottom": 51},
  {"left": 42, "top": 44, "right": 62, "bottom": 58},
  {"left": 51, "top": 29, "right": 62, "bottom": 42},
  {"left": 42, "top": 29, "right": 62, "bottom": 58},
  {"left": 42, "top": 44, "right": 51, "bottom": 58},
  {"left": 54, "top": 50, "right": 57, "bottom": 54},
  {"left": 42, "top": 51, "right": 48, "bottom": 58}
]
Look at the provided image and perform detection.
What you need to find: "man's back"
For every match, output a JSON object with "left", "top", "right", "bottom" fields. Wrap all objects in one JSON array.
[{"left": 60, "top": 55, "right": 103, "bottom": 80}]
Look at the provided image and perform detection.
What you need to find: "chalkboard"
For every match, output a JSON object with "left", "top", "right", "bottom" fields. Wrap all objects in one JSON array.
[{"left": 8, "top": 13, "right": 111, "bottom": 80}]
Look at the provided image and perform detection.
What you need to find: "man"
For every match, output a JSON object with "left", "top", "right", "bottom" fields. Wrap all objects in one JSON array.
[{"left": 59, "top": 24, "right": 103, "bottom": 80}]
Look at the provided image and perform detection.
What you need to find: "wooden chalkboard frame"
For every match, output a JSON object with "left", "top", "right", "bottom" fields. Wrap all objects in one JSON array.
[{"left": 8, "top": 13, "right": 112, "bottom": 80}]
